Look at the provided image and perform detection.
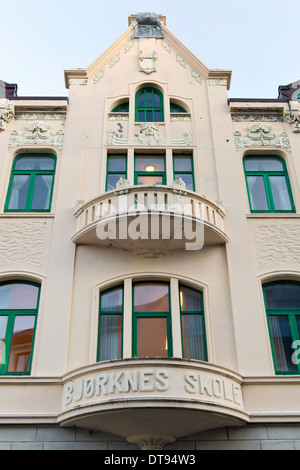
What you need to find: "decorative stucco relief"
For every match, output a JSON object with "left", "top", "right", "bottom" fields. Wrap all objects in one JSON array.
[
  {"left": 208, "top": 79, "right": 227, "bottom": 86},
  {"left": 69, "top": 79, "right": 88, "bottom": 86},
  {"left": 15, "top": 113, "right": 66, "bottom": 120},
  {"left": 0, "top": 99, "right": 14, "bottom": 131},
  {"left": 176, "top": 55, "right": 186, "bottom": 68},
  {"left": 107, "top": 123, "right": 192, "bottom": 146},
  {"left": 234, "top": 123, "right": 291, "bottom": 151},
  {"left": 0, "top": 220, "right": 49, "bottom": 268},
  {"left": 191, "top": 70, "right": 202, "bottom": 84},
  {"left": 139, "top": 51, "right": 157, "bottom": 74},
  {"left": 284, "top": 107, "right": 300, "bottom": 133},
  {"left": 8, "top": 122, "right": 64, "bottom": 150},
  {"left": 124, "top": 40, "right": 135, "bottom": 53},
  {"left": 255, "top": 223, "right": 300, "bottom": 271},
  {"left": 161, "top": 40, "right": 171, "bottom": 53},
  {"left": 94, "top": 69, "right": 105, "bottom": 84},
  {"left": 232, "top": 114, "right": 283, "bottom": 122},
  {"left": 110, "top": 53, "right": 120, "bottom": 68}
]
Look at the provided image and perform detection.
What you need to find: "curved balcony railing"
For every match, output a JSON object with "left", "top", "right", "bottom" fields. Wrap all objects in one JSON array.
[{"left": 72, "top": 181, "right": 228, "bottom": 255}]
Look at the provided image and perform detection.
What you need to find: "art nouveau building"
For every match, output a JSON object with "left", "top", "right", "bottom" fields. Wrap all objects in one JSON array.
[{"left": 0, "top": 13, "right": 300, "bottom": 450}]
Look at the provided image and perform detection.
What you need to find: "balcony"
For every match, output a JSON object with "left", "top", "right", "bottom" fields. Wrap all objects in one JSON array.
[{"left": 72, "top": 180, "right": 228, "bottom": 256}]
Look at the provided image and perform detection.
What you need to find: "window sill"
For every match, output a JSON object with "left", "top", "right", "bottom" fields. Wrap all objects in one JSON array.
[
  {"left": 246, "top": 213, "right": 300, "bottom": 218},
  {"left": 0, "top": 213, "right": 55, "bottom": 218}
]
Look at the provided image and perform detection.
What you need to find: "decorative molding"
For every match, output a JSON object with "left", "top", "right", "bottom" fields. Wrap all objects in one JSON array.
[
  {"left": 94, "top": 69, "right": 105, "bottom": 84},
  {"left": 191, "top": 69, "right": 202, "bottom": 84},
  {"left": 176, "top": 54, "right": 186, "bottom": 68},
  {"left": 232, "top": 114, "right": 284, "bottom": 122},
  {"left": 0, "top": 99, "right": 14, "bottom": 131},
  {"left": 284, "top": 108, "right": 300, "bottom": 133},
  {"left": 0, "top": 220, "right": 48, "bottom": 267},
  {"left": 110, "top": 53, "right": 120, "bottom": 68},
  {"left": 170, "top": 114, "right": 191, "bottom": 121},
  {"left": 8, "top": 122, "right": 64, "bottom": 150},
  {"left": 255, "top": 224, "right": 300, "bottom": 271},
  {"left": 107, "top": 124, "right": 192, "bottom": 146},
  {"left": 69, "top": 79, "right": 88, "bottom": 86},
  {"left": 108, "top": 113, "right": 129, "bottom": 121},
  {"left": 15, "top": 113, "right": 66, "bottom": 120},
  {"left": 234, "top": 123, "right": 291, "bottom": 151},
  {"left": 208, "top": 79, "right": 227, "bottom": 86},
  {"left": 124, "top": 40, "right": 135, "bottom": 53},
  {"left": 139, "top": 50, "right": 157, "bottom": 74},
  {"left": 161, "top": 40, "right": 171, "bottom": 53}
]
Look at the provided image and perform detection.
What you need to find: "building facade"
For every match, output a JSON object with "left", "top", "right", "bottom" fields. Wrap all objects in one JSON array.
[{"left": 0, "top": 13, "right": 300, "bottom": 450}]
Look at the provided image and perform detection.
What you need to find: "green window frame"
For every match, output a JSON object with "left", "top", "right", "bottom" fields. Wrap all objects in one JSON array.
[
  {"left": 170, "top": 103, "right": 187, "bottom": 113},
  {"left": 264, "top": 281, "right": 300, "bottom": 375},
  {"left": 0, "top": 281, "right": 40, "bottom": 376},
  {"left": 111, "top": 103, "right": 129, "bottom": 113},
  {"left": 243, "top": 155, "right": 295, "bottom": 213},
  {"left": 180, "top": 285, "right": 207, "bottom": 361},
  {"left": 173, "top": 154, "right": 195, "bottom": 191},
  {"left": 5, "top": 153, "right": 56, "bottom": 213},
  {"left": 135, "top": 87, "right": 164, "bottom": 122},
  {"left": 97, "top": 285, "right": 123, "bottom": 362},
  {"left": 106, "top": 154, "right": 127, "bottom": 191},
  {"left": 134, "top": 154, "right": 166, "bottom": 186},
  {"left": 132, "top": 282, "right": 173, "bottom": 358}
]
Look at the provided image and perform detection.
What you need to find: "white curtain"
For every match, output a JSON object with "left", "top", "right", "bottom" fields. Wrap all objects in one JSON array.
[
  {"left": 182, "top": 315, "right": 205, "bottom": 360},
  {"left": 99, "top": 315, "right": 121, "bottom": 361},
  {"left": 269, "top": 316, "right": 296, "bottom": 372},
  {"left": 7, "top": 175, "right": 29, "bottom": 210},
  {"left": 269, "top": 176, "right": 291, "bottom": 210}
]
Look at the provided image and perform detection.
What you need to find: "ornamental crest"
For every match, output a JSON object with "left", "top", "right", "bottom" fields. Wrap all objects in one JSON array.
[
  {"left": 0, "top": 99, "right": 14, "bottom": 131},
  {"left": 139, "top": 51, "right": 157, "bottom": 74},
  {"left": 8, "top": 122, "right": 64, "bottom": 150}
]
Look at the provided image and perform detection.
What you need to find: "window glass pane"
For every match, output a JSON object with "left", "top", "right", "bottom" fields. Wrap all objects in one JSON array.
[
  {"left": 137, "top": 317, "right": 168, "bottom": 356},
  {"left": 135, "top": 157, "right": 165, "bottom": 172},
  {"left": 154, "top": 110, "right": 161, "bottom": 122},
  {"left": 137, "top": 175, "right": 163, "bottom": 185},
  {"left": 107, "top": 174, "right": 126, "bottom": 191},
  {"left": 98, "top": 314, "right": 122, "bottom": 361},
  {"left": 146, "top": 89, "right": 152, "bottom": 107},
  {"left": 138, "top": 110, "right": 145, "bottom": 122},
  {"left": 7, "top": 315, "right": 35, "bottom": 373},
  {"left": 182, "top": 315, "right": 206, "bottom": 360},
  {"left": 174, "top": 173, "right": 194, "bottom": 191},
  {"left": 31, "top": 175, "right": 53, "bottom": 210},
  {"left": 146, "top": 110, "right": 153, "bottom": 122},
  {"left": 269, "top": 315, "right": 297, "bottom": 372},
  {"left": 180, "top": 286, "right": 202, "bottom": 312},
  {"left": 247, "top": 175, "right": 269, "bottom": 210},
  {"left": 269, "top": 176, "right": 292, "bottom": 210},
  {"left": 0, "top": 316, "right": 8, "bottom": 366},
  {"left": 244, "top": 157, "right": 284, "bottom": 172},
  {"left": 0, "top": 283, "right": 39, "bottom": 310},
  {"left": 134, "top": 283, "right": 169, "bottom": 312},
  {"left": 265, "top": 283, "right": 300, "bottom": 309},
  {"left": 15, "top": 157, "right": 54, "bottom": 171},
  {"left": 108, "top": 156, "right": 126, "bottom": 172},
  {"left": 101, "top": 287, "right": 123, "bottom": 312},
  {"left": 174, "top": 156, "right": 192, "bottom": 172},
  {"left": 7, "top": 175, "right": 30, "bottom": 210},
  {"left": 138, "top": 92, "right": 144, "bottom": 107},
  {"left": 296, "top": 316, "right": 300, "bottom": 338},
  {"left": 153, "top": 91, "right": 161, "bottom": 107}
]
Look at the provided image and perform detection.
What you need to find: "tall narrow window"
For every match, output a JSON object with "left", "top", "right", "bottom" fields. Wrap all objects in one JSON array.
[
  {"left": 5, "top": 154, "right": 56, "bottom": 212},
  {"left": 98, "top": 286, "right": 123, "bottom": 361},
  {"left": 180, "top": 285, "right": 207, "bottom": 361},
  {"left": 0, "top": 281, "right": 40, "bottom": 375},
  {"left": 264, "top": 282, "right": 300, "bottom": 374},
  {"left": 244, "top": 156, "right": 295, "bottom": 212},
  {"left": 135, "top": 88, "right": 164, "bottom": 122},
  {"left": 173, "top": 154, "right": 195, "bottom": 191},
  {"left": 135, "top": 155, "right": 166, "bottom": 185},
  {"left": 132, "top": 282, "right": 172, "bottom": 357},
  {"left": 106, "top": 154, "right": 127, "bottom": 191}
]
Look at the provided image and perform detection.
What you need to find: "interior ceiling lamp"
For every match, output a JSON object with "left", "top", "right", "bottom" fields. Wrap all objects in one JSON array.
[{"left": 146, "top": 165, "right": 155, "bottom": 172}]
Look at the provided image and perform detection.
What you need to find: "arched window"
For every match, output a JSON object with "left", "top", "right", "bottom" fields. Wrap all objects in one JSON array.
[
  {"left": 0, "top": 281, "right": 40, "bottom": 375},
  {"left": 98, "top": 285, "right": 123, "bottom": 361},
  {"left": 135, "top": 87, "right": 164, "bottom": 122},
  {"left": 243, "top": 155, "right": 295, "bottom": 212},
  {"left": 5, "top": 154, "right": 56, "bottom": 212},
  {"left": 170, "top": 103, "right": 187, "bottom": 113},
  {"left": 263, "top": 281, "right": 300, "bottom": 374},
  {"left": 111, "top": 102, "right": 129, "bottom": 113}
]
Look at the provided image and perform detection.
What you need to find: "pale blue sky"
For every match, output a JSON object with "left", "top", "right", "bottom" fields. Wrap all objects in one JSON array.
[{"left": 1, "top": 0, "right": 299, "bottom": 98}]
